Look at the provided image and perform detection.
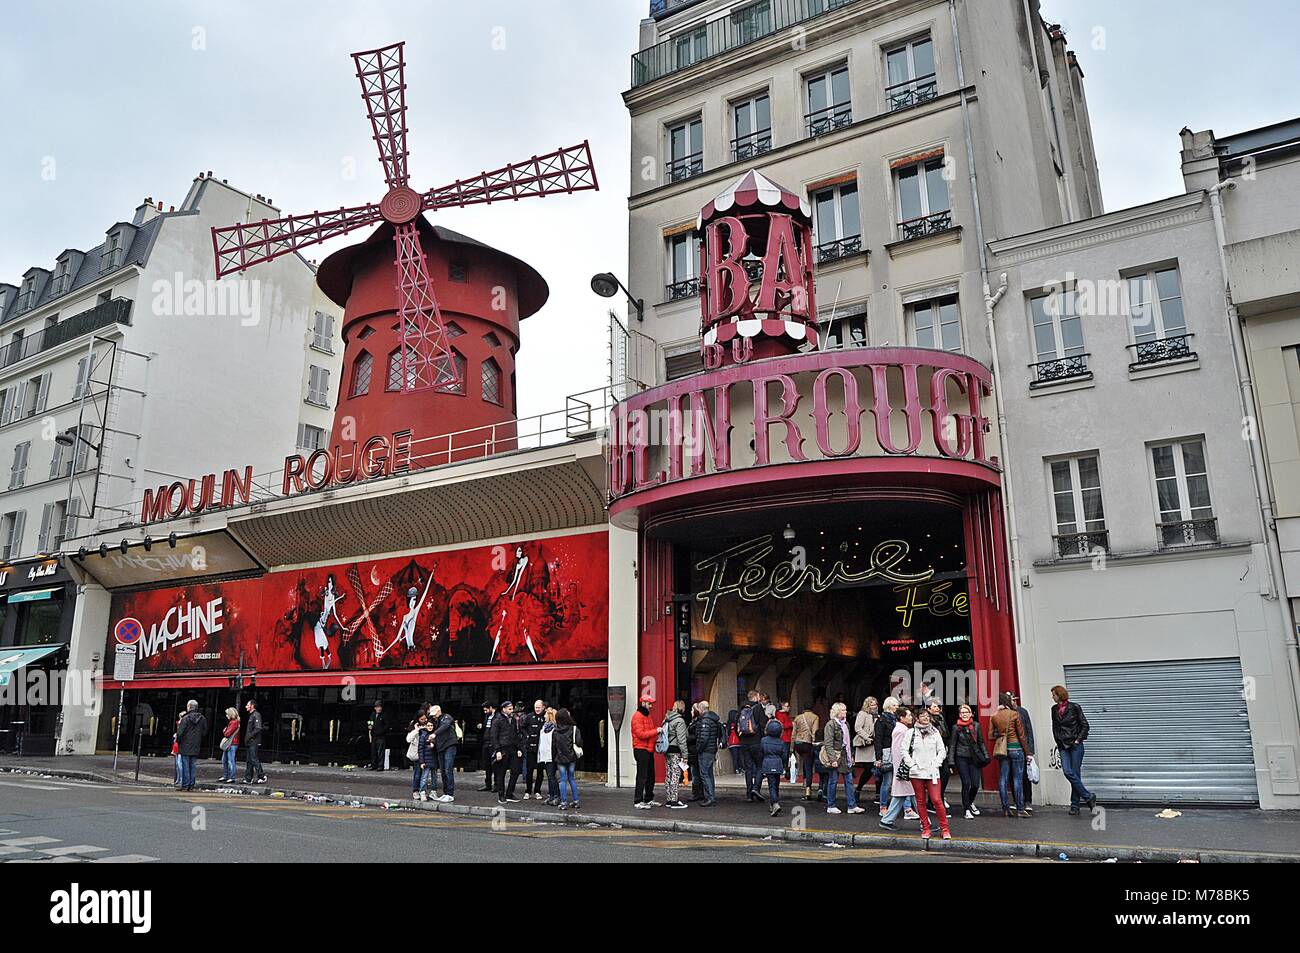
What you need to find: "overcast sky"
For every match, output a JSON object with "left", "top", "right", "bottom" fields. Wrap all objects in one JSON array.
[{"left": 1, "top": 0, "right": 1296, "bottom": 419}]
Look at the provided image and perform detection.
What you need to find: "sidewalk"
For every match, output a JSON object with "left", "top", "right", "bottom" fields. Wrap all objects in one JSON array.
[{"left": 6, "top": 754, "right": 1298, "bottom": 862}]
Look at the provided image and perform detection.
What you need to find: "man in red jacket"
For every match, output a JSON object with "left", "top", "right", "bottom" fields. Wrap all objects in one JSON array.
[{"left": 631, "top": 693, "right": 659, "bottom": 809}]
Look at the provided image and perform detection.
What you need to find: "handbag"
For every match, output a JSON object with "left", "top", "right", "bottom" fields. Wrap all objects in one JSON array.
[
  {"left": 572, "top": 727, "right": 584, "bottom": 759},
  {"left": 974, "top": 730, "right": 992, "bottom": 768},
  {"left": 219, "top": 736, "right": 232, "bottom": 751},
  {"left": 992, "top": 730, "right": 1008, "bottom": 759},
  {"left": 896, "top": 729, "right": 916, "bottom": 783}
]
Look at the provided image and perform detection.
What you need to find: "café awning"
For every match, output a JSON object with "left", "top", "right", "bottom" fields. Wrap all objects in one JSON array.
[{"left": 0, "top": 644, "right": 63, "bottom": 687}]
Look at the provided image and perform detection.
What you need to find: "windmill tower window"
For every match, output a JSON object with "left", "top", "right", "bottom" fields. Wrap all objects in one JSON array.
[
  {"left": 350, "top": 350, "right": 373, "bottom": 397},
  {"left": 482, "top": 357, "right": 503, "bottom": 405}
]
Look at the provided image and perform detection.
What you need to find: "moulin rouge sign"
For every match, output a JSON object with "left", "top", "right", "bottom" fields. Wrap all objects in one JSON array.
[{"left": 139, "top": 429, "right": 414, "bottom": 523}]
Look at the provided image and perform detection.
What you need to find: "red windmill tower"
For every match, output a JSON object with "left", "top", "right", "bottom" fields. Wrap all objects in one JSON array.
[{"left": 211, "top": 42, "right": 597, "bottom": 459}]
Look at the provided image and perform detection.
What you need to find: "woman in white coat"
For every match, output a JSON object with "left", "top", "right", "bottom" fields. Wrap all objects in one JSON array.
[
  {"left": 902, "top": 709, "right": 951, "bottom": 840},
  {"left": 877, "top": 707, "right": 919, "bottom": 830},
  {"left": 852, "top": 697, "right": 879, "bottom": 803}
]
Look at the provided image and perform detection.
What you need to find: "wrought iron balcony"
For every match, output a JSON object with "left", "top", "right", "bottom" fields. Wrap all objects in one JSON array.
[
  {"left": 815, "top": 235, "right": 863, "bottom": 264},
  {"left": 1159, "top": 517, "right": 1219, "bottom": 548},
  {"left": 806, "top": 104, "right": 853, "bottom": 138},
  {"left": 1054, "top": 530, "right": 1109, "bottom": 559},
  {"left": 667, "top": 152, "right": 704, "bottom": 182},
  {"left": 1128, "top": 333, "right": 1196, "bottom": 367},
  {"left": 1029, "top": 353, "right": 1090, "bottom": 386},
  {"left": 666, "top": 277, "right": 701, "bottom": 301},
  {"left": 0, "top": 297, "right": 132, "bottom": 369},
  {"left": 633, "top": 0, "right": 862, "bottom": 87},
  {"left": 731, "top": 130, "right": 773, "bottom": 162},
  {"left": 898, "top": 209, "right": 953, "bottom": 242},
  {"left": 886, "top": 75, "right": 939, "bottom": 112}
]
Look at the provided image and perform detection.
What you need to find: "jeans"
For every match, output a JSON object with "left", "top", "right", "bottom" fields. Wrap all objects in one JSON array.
[
  {"left": 1059, "top": 743, "right": 1093, "bottom": 807},
  {"left": 557, "top": 762, "right": 577, "bottom": 804},
  {"left": 880, "top": 788, "right": 917, "bottom": 825},
  {"left": 879, "top": 760, "right": 894, "bottom": 809},
  {"left": 795, "top": 743, "right": 816, "bottom": 787},
  {"left": 742, "top": 744, "right": 762, "bottom": 797},
  {"left": 766, "top": 773, "right": 781, "bottom": 806},
  {"left": 411, "top": 762, "right": 423, "bottom": 793},
  {"left": 955, "top": 756, "right": 981, "bottom": 813},
  {"left": 439, "top": 746, "right": 457, "bottom": 796},
  {"left": 728, "top": 745, "right": 743, "bottom": 773},
  {"left": 825, "top": 771, "right": 857, "bottom": 810},
  {"left": 541, "top": 760, "right": 559, "bottom": 800},
  {"left": 370, "top": 738, "right": 386, "bottom": 771},
  {"left": 998, "top": 748, "right": 1026, "bottom": 811},
  {"left": 698, "top": 750, "right": 717, "bottom": 803},
  {"left": 221, "top": 745, "right": 238, "bottom": 779},
  {"left": 633, "top": 748, "right": 655, "bottom": 804},
  {"left": 911, "top": 778, "right": 950, "bottom": 836},
  {"left": 418, "top": 764, "right": 435, "bottom": 795},
  {"left": 179, "top": 755, "right": 197, "bottom": 789},
  {"left": 244, "top": 742, "right": 263, "bottom": 781}
]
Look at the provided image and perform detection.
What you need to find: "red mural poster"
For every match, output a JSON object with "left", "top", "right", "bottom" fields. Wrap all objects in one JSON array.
[{"left": 108, "top": 531, "right": 609, "bottom": 674}]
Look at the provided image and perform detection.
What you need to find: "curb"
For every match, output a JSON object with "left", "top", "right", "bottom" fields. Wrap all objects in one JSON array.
[{"left": 6, "top": 765, "right": 1294, "bottom": 863}]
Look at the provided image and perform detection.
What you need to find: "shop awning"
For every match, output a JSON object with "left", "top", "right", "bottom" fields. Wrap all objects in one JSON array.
[
  {"left": 0, "top": 644, "right": 63, "bottom": 687},
  {"left": 4, "top": 587, "right": 59, "bottom": 604}
]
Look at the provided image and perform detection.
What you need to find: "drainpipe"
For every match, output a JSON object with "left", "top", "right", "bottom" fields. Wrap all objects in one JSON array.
[
  {"left": 951, "top": 0, "right": 1032, "bottom": 677},
  {"left": 1206, "top": 180, "right": 1300, "bottom": 726}
]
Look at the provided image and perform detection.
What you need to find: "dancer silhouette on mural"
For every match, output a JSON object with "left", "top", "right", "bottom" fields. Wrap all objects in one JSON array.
[
  {"left": 491, "top": 545, "right": 550, "bottom": 663},
  {"left": 313, "top": 574, "right": 346, "bottom": 670},
  {"left": 377, "top": 568, "right": 436, "bottom": 659}
]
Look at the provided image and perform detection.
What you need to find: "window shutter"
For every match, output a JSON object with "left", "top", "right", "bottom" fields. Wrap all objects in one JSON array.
[
  {"left": 13, "top": 381, "right": 27, "bottom": 420},
  {"left": 49, "top": 442, "right": 64, "bottom": 480},
  {"left": 37, "top": 503, "right": 54, "bottom": 552},
  {"left": 36, "top": 373, "right": 51, "bottom": 412},
  {"left": 73, "top": 426, "right": 92, "bottom": 472},
  {"left": 74, "top": 356, "right": 89, "bottom": 399},
  {"left": 63, "top": 499, "right": 80, "bottom": 542},
  {"left": 10, "top": 510, "right": 25, "bottom": 559}
]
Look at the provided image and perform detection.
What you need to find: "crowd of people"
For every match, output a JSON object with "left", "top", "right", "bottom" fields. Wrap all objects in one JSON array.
[{"left": 628, "top": 686, "right": 1098, "bottom": 840}]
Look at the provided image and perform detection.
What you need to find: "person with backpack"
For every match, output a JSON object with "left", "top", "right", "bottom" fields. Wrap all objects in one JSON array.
[
  {"left": 242, "top": 699, "right": 266, "bottom": 784},
  {"left": 691, "top": 701, "right": 722, "bottom": 807},
  {"left": 661, "top": 700, "right": 690, "bottom": 809},
  {"left": 947, "top": 703, "right": 987, "bottom": 819},
  {"left": 821, "top": 702, "right": 865, "bottom": 814},
  {"left": 737, "top": 692, "right": 765, "bottom": 802},
  {"left": 760, "top": 717, "right": 787, "bottom": 817},
  {"left": 1050, "top": 685, "right": 1097, "bottom": 816},
  {"left": 535, "top": 707, "right": 560, "bottom": 806},
  {"left": 901, "top": 708, "right": 950, "bottom": 840},
  {"left": 553, "top": 708, "right": 582, "bottom": 810},
  {"left": 725, "top": 710, "right": 743, "bottom": 774},
  {"left": 431, "top": 704, "right": 458, "bottom": 802},
  {"left": 631, "top": 693, "right": 658, "bottom": 809},
  {"left": 489, "top": 700, "right": 524, "bottom": 804},
  {"left": 175, "top": 700, "right": 207, "bottom": 792},
  {"left": 217, "top": 707, "right": 240, "bottom": 783}
]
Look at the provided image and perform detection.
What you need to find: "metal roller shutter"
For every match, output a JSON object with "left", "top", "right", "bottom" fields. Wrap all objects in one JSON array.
[{"left": 1063, "top": 658, "right": 1258, "bottom": 804}]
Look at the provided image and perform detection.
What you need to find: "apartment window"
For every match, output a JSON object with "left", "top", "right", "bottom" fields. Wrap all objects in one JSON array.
[
  {"left": 1127, "top": 265, "right": 1193, "bottom": 365},
  {"left": 97, "top": 291, "right": 111, "bottom": 305},
  {"left": 49, "top": 440, "right": 70, "bottom": 481},
  {"left": 909, "top": 296, "right": 962, "bottom": 352},
  {"left": 1029, "top": 288, "right": 1088, "bottom": 384},
  {"left": 821, "top": 310, "right": 868, "bottom": 350},
  {"left": 52, "top": 260, "right": 71, "bottom": 296},
  {"left": 311, "top": 311, "right": 335, "bottom": 353},
  {"left": 44, "top": 314, "right": 59, "bottom": 336},
  {"left": 9, "top": 441, "right": 30, "bottom": 489},
  {"left": 668, "top": 116, "right": 703, "bottom": 182},
  {"left": 1050, "top": 455, "right": 1107, "bottom": 556},
  {"left": 482, "top": 357, "right": 503, "bottom": 405},
  {"left": 731, "top": 93, "right": 772, "bottom": 161},
  {"left": 885, "top": 35, "right": 937, "bottom": 111},
  {"left": 895, "top": 156, "right": 951, "bottom": 239},
  {"left": 435, "top": 350, "right": 467, "bottom": 396},
  {"left": 100, "top": 233, "right": 123, "bottom": 272},
  {"left": 7, "top": 329, "right": 25, "bottom": 367},
  {"left": 812, "top": 182, "right": 861, "bottom": 263},
  {"left": 23, "top": 374, "right": 50, "bottom": 418},
  {"left": 2, "top": 511, "right": 26, "bottom": 561},
  {"left": 1151, "top": 438, "right": 1217, "bottom": 546},
  {"left": 72, "top": 424, "right": 95, "bottom": 473},
  {"left": 673, "top": 26, "right": 707, "bottom": 69},
  {"left": 805, "top": 64, "right": 851, "bottom": 137},
  {"left": 0, "top": 388, "right": 14, "bottom": 425},
  {"left": 731, "top": 1, "right": 772, "bottom": 45},
  {"left": 306, "top": 365, "right": 330, "bottom": 407},
  {"left": 667, "top": 231, "right": 701, "bottom": 300},
  {"left": 297, "top": 422, "right": 326, "bottom": 452},
  {"left": 37, "top": 501, "right": 68, "bottom": 553},
  {"left": 18, "top": 277, "right": 36, "bottom": 310},
  {"left": 350, "top": 350, "right": 373, "bottom": 398}
]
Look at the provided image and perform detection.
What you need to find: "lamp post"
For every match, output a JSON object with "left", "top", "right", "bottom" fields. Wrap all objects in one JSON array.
[{"left": 590, "top": 272, "right": 644, "bottom": 323}]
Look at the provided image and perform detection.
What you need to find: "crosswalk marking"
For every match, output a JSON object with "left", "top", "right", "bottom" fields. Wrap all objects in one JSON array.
[
  {"left": 92, "top": 854, "right": 160, "bottom": 864},
  {"left": 39, "top": 845, "right": 110, "bottom": 857},
  {"left": 0, "top": 781, "right": 69, "bottom": 791},
  {"left": 0, "top": 836, "right": 59, "bottom": 847}
]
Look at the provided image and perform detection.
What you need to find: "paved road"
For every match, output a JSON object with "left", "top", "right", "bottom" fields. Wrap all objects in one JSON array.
[{"left": 0, "top": 777, "right": 1044, "bottom": 863}]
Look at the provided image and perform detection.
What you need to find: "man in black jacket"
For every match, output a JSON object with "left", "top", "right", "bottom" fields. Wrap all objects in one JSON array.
[
  {"left": 175, "top": 700, "right": 207, "bottom": 791},
  {"left": 242, "top": 699, "right": 265, "bottom": 784},
  {"left": 738, "top": 692, "right": 768, "bottom": 801},
  {"left": 478, "top": 703, "right": 496, "bottom": 792},
  {"left": 368, "top": 701, "right": 388, "bottom": 771},
  {"left": 522, "top": 699, "right": 547, "bottom": 799},
  {"left": 431, "top": 705, "right": 458, "bottom": 802},
  {"left": 489, "top": 700, "right": 523, "bottom": 803},
  {"left": 691, "top": 701, "right": 722, "bottom": 807}
]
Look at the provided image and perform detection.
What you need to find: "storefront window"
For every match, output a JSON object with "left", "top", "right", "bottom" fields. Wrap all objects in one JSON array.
[{"left": 17, "top": 598, "right": 62, "bottom": 646}]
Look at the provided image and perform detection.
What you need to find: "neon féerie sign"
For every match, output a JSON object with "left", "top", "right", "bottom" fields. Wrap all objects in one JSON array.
[
  {"left": 893, "top": 581, "right": 970, "bottom": 627},
  {"left": 693, "top": 534, "right": 933, "bottom": 625}
]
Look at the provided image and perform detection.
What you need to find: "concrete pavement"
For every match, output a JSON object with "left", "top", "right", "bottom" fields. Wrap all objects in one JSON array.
[{"left": 5, "top": 755, "right": 1299, "bottom": 862}]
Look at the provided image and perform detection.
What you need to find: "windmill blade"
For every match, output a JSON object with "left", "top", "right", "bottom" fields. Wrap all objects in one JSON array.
[
  {"left": 211, "top": 203, "right": 383, "bottom": 277},
  {"left": 393, "top": 222, "right": 461, "bottom": 394},
  {"left": 421, "top": 141, "right": 598, "bottom": 212},
  {"left": 352, "top": 42, "right": 410, "bottom": 189}
]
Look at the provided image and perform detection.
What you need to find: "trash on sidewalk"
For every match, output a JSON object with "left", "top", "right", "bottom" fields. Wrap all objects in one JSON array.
[
  {"left": 821, "top": 842, "right": 845, "bottom": 849},
  {"left": 271, "top": 791, "right": 284, "bottom": 798},
  {"left": 1057, "top": 852, "right": 1069, "bottom": 861},
  {"left": 1103, "top": 858, "right": 1118, "bottom": 863},
  {"left": 1155, "top": 808, "right": 1182, "bottom": 819}
]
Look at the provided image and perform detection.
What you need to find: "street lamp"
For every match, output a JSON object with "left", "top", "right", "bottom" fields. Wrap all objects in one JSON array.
[
  {"left": 55, "top": 427, "right": 100, "bottom": 453},
  {"left": 590, "top": 272, "right": 644, "bottom": 323}
]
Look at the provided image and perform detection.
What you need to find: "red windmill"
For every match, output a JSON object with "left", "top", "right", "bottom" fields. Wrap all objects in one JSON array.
[{"left": 211, "top": 41, "right": 598, "bottom": 396}]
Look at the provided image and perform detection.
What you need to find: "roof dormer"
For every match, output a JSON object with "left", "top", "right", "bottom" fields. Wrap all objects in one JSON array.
[
  {"left": 51, "top": 248, "right": 85, "bottom": 297},
  {"left": 101, "top": 223, "right": 136, "bottom": 273},
  {"left": 18, "top": 267, "right": 50, "bottom": 312},
  {"left": 0, "top": 283, "right": 17, "bottom": 322}
]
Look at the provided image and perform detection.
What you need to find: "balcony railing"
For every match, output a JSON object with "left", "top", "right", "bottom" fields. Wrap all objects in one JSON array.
[
  {"left": 1029, "top": 353, "right": 1090, "bottom": 386},
  {"left": 633, "top": 0, "right": 862, "bottom": 88},
  {"left": 815, "top": 235, "right": 863, "bottom": 264},
  {"left": 898, "top": 209, "right": 953, "bottom": 242},
  {"left": 1159, "top": 517, "right": 1219, "bottom": 548},
  {"left": 1128, "top": 333, "right": 1195, "bottom": 367},
  {"left": 805, "top": 104, "right": 853, "bottom": 138},
  {"left": 0, "top": 297, "right": 132, "bottom": 369},
  {"left": 666, "top": 277, "right": 701, "bottom": 301},
  {"left": 1054, "top": 530, "right": 1109, "bottom": 559},
  {"left": 886, "top": 75, "right": 939, "bottom": 112},
  {"left": 731, "top": 130, "right": 773, "bottom": 162},
  {"left": 667, "top": 152, "right": 704, "bottom": 182}
]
